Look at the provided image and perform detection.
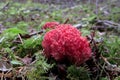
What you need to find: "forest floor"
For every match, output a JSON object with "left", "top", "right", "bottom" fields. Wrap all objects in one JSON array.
[{"left": 0, "top": 0, "right": 120, "bottom": 80}]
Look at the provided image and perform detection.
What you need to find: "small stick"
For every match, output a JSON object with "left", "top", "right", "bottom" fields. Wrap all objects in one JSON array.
[
  {"left": 64, "top": 18, "right": 69, "bottom": 24},
  {"left": 20, "top": 30, "right": 45, "bottom": 39},
  {"left": 101, "top": 55, "right": 120, "bottom": 73},
  {"left": 18, "top": 34, "right": 23, "bottom": 44}
]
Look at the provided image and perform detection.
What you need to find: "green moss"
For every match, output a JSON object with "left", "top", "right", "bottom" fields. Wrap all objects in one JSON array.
[{"left": 67, "top": 65, "right": 91, "bottom": 80}]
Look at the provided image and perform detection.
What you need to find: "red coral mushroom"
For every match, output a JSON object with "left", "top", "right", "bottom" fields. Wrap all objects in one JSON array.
[
  {"left": 42, "top": 24, "right": 91, "bottom": 66},
  {"left": 42, "top": 22, "right": 59, "bottom": 29}
]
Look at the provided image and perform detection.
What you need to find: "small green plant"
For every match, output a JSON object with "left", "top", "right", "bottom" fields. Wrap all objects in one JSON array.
[
  {"left": 0, "top": 27, "right": 26, "bottom": 48},
  {"left": 109, "top": 7, "right": 120, "bottom": 22},
  {"left": 99, "top": 35, "right": 120, "bottom": 64},
  {"left": 114, "top": 76, "right": 120, "bottom": 80},
  {"left": 17, "top": 35, "right": 43, "bottom": 57},
  {"left": 67, "top": 65, "right": 91, "bottom": 80},
  {"left": 27, "top": 52, "right": 52, "bottom": 80},
  {"left": 100, "top": 77, "right": 108, "bottom": 80},
  {"left": 16, "top": 21, "right": 29, "bottom": 31}
]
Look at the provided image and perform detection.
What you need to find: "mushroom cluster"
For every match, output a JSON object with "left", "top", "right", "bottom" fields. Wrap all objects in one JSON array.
[{"left": 42, "top": 22, "right": 91, "bottom": 66}]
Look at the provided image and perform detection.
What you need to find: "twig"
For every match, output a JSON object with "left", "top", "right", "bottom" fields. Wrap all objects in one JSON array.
[
  {"left": 18, "top": 23, "right": 86, "bottom": 39},
  {"left": 18, "top": 34, "right": 23, "bottom": 44},
  {"left": 101, "top": 55, "right": 120, "bottom": 73},
  {"left": 101, "top": 55, "right": 111, "bottom": 66},
  {"left": 0, "top": 2, "right": 10, "bottom": 11},
  {"left": 96, "top": 20, "right": 120, "bottom": 29},
  {"left": 63, "top": 18, "right": 69, "bottom": 24},
  {"left": 19, "top": 30, "right": 45, "bottom": 39},
  {"left": 73, "top": 24, "right": 83, "bottom": 29}
]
